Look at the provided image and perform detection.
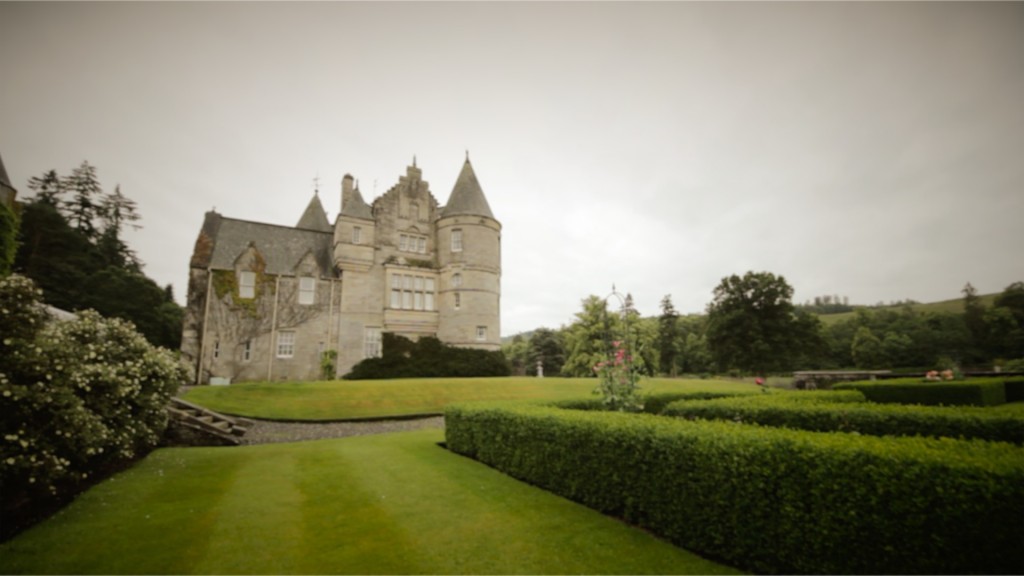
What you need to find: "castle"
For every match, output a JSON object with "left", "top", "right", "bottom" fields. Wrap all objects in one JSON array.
[{"left": 181, "top": 156, "right": 501, "bottom": 383}]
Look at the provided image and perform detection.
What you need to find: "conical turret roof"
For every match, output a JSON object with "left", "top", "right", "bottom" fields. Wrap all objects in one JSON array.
[
  {"left": 441, "top": 158, "right": 494, "bottom": 219},
  {"left": 341, "top": 185, "right": 374, "bottom": 220},
  {"left": 296, "top": 193, "right": 332, "bottom": 232}
]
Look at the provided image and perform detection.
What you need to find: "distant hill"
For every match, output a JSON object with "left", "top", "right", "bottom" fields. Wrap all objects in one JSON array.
[{"left": 816, "top": 293, "right": 1000, "bottom": 326}]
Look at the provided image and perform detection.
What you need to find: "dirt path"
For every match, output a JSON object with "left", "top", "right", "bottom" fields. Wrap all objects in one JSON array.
[{"left": 239, "top": 416, "right": 445, "bottom": 445}]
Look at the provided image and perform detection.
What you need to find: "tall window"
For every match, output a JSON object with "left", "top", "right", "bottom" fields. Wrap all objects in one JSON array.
[
  {"left": 277, "top": 331, "right": 295, "bottom": 358},
  {"left": 399, "top": 233, "right": 427, "bottom": 254},
  {"left": 298, "top": 276, "right": 316, "bottom": 305},
  {"left": 364, "top": 327, "right": 382, "bottom": 358},
  {"left": 242, "top": 340, "right": 252, "bottom": 362},
  {"left": 352, "top": 226, "right": 362, "bottom": 244},
  {"left": 454, "top": 292, "right": 461, "bottom": 310},
  {"left": 239, "top": 271, "right": 256, "bottom": 298},
  {"left": 452, "top": 273, "right": 462, "bottom": 287},
  {"left": 476, "top": 326, "right": 487, "bottom": 341},
  {"left": 425, "top": 278, "right": 435, "bottom": 310},
  {"left": 389, "top": 274, "right": 437, "bottom": 311},
  {"left": 213, "top": 340, "right": 220, "bottom": 359},
  {"left": 451, "top": 229, "right": 463, "bottom": 252},
  {"left": 391, "top": 275, "right": 402, "bottom": 309}
]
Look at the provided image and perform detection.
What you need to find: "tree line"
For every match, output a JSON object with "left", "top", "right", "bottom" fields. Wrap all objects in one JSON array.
[
  {"left": 9, "top": 162, "right": 182, "bottom": 349},
  {"left": 504, "top": 272, "right": 1024, "bottom": 377}
]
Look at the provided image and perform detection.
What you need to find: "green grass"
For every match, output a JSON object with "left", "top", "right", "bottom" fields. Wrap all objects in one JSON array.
[
  {"left": 0, "top": 430, "right": 741, "bottom": 575},
  {"left": 181, "top": 376, "right": 757, "bottom": 420}
]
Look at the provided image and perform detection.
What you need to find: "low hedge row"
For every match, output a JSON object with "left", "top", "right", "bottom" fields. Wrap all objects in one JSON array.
[
  {"left": 834, "top": 377, "right": 1007, "bottom": 406},
  {"left": 1005, "top": 376, "right": 1024, "bottom": 402},
  {"left": 662, "top": 394, "right": 1024, "bottom": 444},
  {"left": 552, "top": 389, "right": 760, "bottom": 414},
  {"left": 445, "top": 402, "right": 1024, "bottom": 574}
]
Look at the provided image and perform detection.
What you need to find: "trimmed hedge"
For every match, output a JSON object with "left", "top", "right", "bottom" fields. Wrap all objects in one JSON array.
[
  {"left": 446, "top": 402, "right": 1024, "bottom": 574},
  {"left": 834, "top": 377, "right": 1007, "bottom": 406},
  {"left": 552, "top": 389, "right": 760, "bottom": 414},
  {"left": 662, "top": 394, "right": 1024, "bottom": 444},
  {"left": 1005, "top": 376, "right": 1024, "bottom": 402},
  {"left": 344, "top": 334, "right": 510, "bottom": 379}
]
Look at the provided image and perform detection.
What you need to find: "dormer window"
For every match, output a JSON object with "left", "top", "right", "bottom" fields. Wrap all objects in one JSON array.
[{"left": 239, "top": 271, "right": 256, "bottom": 299}]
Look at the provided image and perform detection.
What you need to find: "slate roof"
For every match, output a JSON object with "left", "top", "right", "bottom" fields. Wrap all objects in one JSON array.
[
  {"left": 296, "top": 193, "right": 332, "bottom": 232},
  {"left": 197, "top": 212, "right": 335, "bottom": 277},
  {"left": 341, "top": 185, "right": 374, "bottom": 220},
  {"left": 441, "top": 158, "right": 494, "bottom": 219}
]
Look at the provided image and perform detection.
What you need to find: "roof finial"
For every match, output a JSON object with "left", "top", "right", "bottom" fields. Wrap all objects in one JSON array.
[
  {"left": 413, "top": 155, "right": 417, "bottom": 168},
  {"left": 313, "top": 173, "right": 320, "bottom": 195},
  {"left": 465, "top": 149, "right": 470, "bottom": 162}
]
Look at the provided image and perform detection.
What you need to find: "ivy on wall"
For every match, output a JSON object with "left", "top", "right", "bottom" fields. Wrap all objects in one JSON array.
[{"left": 211, "top": 252, "right": 273, "bottom": 317}]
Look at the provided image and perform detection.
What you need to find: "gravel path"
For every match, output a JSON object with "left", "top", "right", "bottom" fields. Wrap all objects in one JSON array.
[{"left": 239, "top": 416, "right": 445, "bottom": 445}]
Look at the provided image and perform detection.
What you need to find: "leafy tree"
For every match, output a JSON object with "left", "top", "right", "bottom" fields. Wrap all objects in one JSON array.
[
  {"left": 657, "top": 294, "right": 679, "bottom": 376},
  {"left": 561, "top": 295, "right": 616, "bottom": 377},
  {"left": 990, "top": 282, "right": 1024, "bottom": 359},
  {"left": 705, "top": 271, "right": 817, "bottom": 375},
  {"left": 15, "top": 165, "right": 183, "bottom": 350},
  {"left": 851, "top": 326, "right": 885, "bottom": 368},
  {"left": 0, "top": 200, "right": 17, "bottom": 276},
  {"left": 527, "top": 328, "right": 566, "bottom": 377},
  {"left": 962, "top": 282, "right": 987, "bottom": 364},
  {"left": 502, "top": 334, "right": 530, "bottom": 375}
]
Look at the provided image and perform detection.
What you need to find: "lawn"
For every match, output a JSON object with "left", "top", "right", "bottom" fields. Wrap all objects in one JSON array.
[
  {"left": 180, "top": 376, "right": 758, "bottom": 420},
  {"left": 0, "top": 429, "right": 741, "bottom": 575}
]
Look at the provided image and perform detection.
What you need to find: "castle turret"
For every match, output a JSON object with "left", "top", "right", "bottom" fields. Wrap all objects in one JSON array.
[
  {"left": 334, "top": 174, "right": 375, "bottom": 273},
  {"left": 436, "top": 156, "right": 501, "bottom": 349}
]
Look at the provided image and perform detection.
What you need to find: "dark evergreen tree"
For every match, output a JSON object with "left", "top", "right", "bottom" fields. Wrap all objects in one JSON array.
[
  {"left": 26, "top": 169, "right": 64, "bottom": 207},
  {"left": 657, "top": 294, "right": 679, "bottom": 376},
  {"left": 527, "top": 328, "right": 566, "bottom": 377},
  {"left": 61, "top": 161, "right": 104, "bottom": 240}
]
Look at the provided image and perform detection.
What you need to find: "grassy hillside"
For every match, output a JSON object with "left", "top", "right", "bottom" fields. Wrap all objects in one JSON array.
[{"left": 817, "top": 293, "right": 999, "bottom": 326}]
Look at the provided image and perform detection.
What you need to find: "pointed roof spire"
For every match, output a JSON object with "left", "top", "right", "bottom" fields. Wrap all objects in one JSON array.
[
  {"left": 296, "top": 193, "right": 332, "bottom": 232},
  {"left": 441, "top": 155, "right": 494, "bottom": 219},
  {"left": 341, "top": 181, "right": 374, "bottom": 220}
]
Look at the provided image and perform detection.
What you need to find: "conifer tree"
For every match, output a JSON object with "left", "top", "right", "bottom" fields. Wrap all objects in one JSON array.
[
  {"left": 62, "top": 161, "right": 104, "bottom": 239},
  {"left": 26, "top": 169, "right": 64, "bottom": 206},
  {"left": 657, "top": 294, "right": 679, "bottom": 376}
]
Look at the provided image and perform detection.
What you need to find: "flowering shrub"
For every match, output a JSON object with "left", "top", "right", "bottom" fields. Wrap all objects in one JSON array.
[
  {"left": 593, "top": 341, "right": 643, "bottom": 412},
  {"left": 0, "top": 274, "right": 187, "bottom": 505}
]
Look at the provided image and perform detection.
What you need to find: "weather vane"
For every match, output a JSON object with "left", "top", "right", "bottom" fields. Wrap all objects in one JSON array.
[{"left": 312, "top": 173, "right": 320, "bottom": 195}]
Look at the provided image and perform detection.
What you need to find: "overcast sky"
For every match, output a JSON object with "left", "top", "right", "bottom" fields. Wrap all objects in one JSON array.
[{"left": 2, "top": 2, "right": 1022, "bottom": 336}]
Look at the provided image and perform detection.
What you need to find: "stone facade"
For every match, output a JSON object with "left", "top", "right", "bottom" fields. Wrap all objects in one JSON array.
[{"left": 181, "top": 157, "right": 501, "bottom": 383}]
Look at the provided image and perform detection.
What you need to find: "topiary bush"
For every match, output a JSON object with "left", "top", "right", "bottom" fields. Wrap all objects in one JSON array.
[
  {"left": 344, "top": 333, "right": 510, "bottom": 379},
  {"left": 834, "top": 378, "right": 1007, "bottom": 406},
  {"left": 663, "top": 394, "right": 1024, "bottom": 444},
  {"left": 445, "top": 401, "right": 1024, "bottom": 575},
  {"left": 0, "top": 274, "right": 188, "bottom": 531}
]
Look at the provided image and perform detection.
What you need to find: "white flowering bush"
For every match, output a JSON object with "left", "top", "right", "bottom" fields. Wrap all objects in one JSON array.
[{"left": 1, "top": 274, "right": 187, "bottom": 505}]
